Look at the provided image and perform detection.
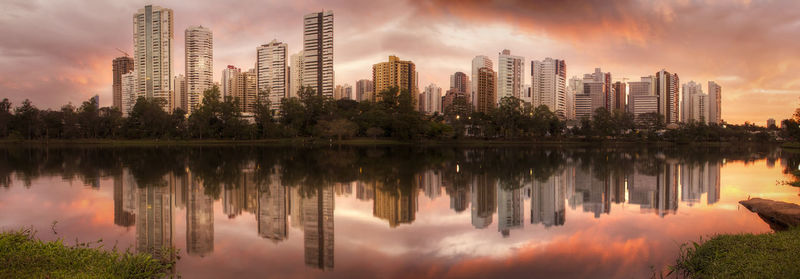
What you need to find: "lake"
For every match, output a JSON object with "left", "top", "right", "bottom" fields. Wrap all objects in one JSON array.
[{"left": 0, "top": 145, "right": 797, "bottom": 278}]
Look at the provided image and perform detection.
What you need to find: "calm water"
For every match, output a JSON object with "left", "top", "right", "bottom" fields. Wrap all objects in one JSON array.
[{"left": 0, "top": 145, "right": 798, "bottom": 278}]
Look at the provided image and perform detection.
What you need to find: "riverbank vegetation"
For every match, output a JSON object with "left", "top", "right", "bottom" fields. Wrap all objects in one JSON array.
[
  {"left": 0, "top": 86, "right": 780, "bottom": 143},
  {"left": 671, "top": 228, "right": 800, "bottom": 278},
  {"left": 0, "top": 228, "right": 174, "bottom": 278}
]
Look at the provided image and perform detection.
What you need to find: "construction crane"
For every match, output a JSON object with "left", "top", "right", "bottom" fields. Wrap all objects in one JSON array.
[{"left": 115, "top": 48, "right": 129, "bottom": 57}]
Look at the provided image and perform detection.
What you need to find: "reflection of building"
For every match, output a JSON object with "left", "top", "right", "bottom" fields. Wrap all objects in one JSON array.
[
  {"left": 681, "top": 162, "right": 722, "bottom": 205},
  {"left": 304, "top": 186, "right": 334, "bottom": 270},
  {"left": 374, "top": 185, "right": 417, "bottom": 228},
  {"left": 290, "top": 187, "right": 305, "bottom": 229},
  {"left": 418, "top": 170, "right": 442, "bottom": 200},
  {"left": 135, "top": 176, "right": 174, "bottom": 258},
  {"left": 258, "top": 170, "right": 288, "bottom": 242},
  {"left": 186, "top": 175, "right": 214, "bottom": 256},
  {"left": 497, "top": 185, "right": 523, "bottom": 237},
  {"left": 629, "top": 161, "right": 679, "bottom": 217},
  {"left": 447, "top": 186, "right": 470, "bottom": 213},
  {"left": 113, "top": 172, "right": 136, "bottom": 227},
  {"left": 471, "top": 175, "right": 496, "bottom": 229},
  {"left": 355, "top": 182, "right": 374, "bottom": 201},
  {"left": 222, "top": 171, "right": 259, "bottom": 218},
  {"left": 573, "top": 167, "right": 610, "bottom": 218},
  {"left": 530, "top": 175, "right": 566, "bottom": 227}
]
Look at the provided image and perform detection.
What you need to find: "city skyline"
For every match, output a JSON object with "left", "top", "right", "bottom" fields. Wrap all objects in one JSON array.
[{"left": 1, "top": 1, "right": 798, "bottom": 125}]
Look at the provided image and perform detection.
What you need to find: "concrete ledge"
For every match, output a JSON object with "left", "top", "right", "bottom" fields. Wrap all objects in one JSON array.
[{"left": 740, "top": 198, "right": 800, "bottom": 230}]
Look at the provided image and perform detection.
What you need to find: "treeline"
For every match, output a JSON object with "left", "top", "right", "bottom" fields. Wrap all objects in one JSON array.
[{"left": 0, "top": 86, "right": 780, "bottom": 142}]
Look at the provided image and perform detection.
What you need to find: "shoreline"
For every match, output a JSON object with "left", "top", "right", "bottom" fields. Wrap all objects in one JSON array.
[{"left": 0, "top": 138, "right": 773, "bottom": 147}]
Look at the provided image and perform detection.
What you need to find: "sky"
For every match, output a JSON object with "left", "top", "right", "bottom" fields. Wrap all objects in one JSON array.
[{"left": 1, "top": 0, "right": 799, "bottom": 125}]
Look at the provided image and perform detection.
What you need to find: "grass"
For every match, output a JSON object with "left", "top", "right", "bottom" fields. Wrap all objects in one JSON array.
[
  {"left": 670, "top": 227, "right": 800, "bottom": 278},
  {"left": 0, "top": 228, "right": 175, "bottom": 279}
]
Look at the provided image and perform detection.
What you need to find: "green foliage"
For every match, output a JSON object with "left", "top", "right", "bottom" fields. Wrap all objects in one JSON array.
[
  {"left": 670, "top": 228, "right": 800, "bottom": 279},
  {"left": 0, "top": 228, "right": 174, "bottom": 279}
]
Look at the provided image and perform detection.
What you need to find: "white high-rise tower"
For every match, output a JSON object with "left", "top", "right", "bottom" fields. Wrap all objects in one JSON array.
[
  {"left": 531, "top": 58, "right": 567, "bottom": 119},
  {"left": 185, "top": 25, "right": 213, "bottom": 113},
  {"left": 257, "top": 40, "right": 288, "bottom": 113},
  {"left": 497, "top": 49, "right": 524, "bottom": 104},
  {"left": 133, "top": 5, "right": 174, "bottom": 111}
]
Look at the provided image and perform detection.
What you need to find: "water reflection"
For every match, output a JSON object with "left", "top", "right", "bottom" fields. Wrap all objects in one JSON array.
[{"left": 0, "top": 145, "right": 792, "bottom": 277}]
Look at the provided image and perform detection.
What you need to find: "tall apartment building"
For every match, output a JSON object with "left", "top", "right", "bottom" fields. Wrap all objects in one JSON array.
[
  {"left": 656, "top": 69, "right": 680, "bottom": 124},
  {"left": 497, "top": 49, "right": 524, "bottom": 103},
  {"left": 531, "top": 58, "right": 567, "bottom": 119},
  {"left": 566, "top": 76, "right": 582, "bottom": 120},
  {"left": 471, "top": 56, "right": 493, "bottom": 108},
  {"left": 302, "top": 11, "right": 334, "bottom": 97},
  {"left": 133, "top": 5, "right": 174, "bottom": 111},
  {"left": 681, "top": 81, "right": 703, "bottom": 122},
  {"left": 185, "top": 25, "right": 213, "bottom": 113},
  {"left": 355, "top": 79, "right": 373, "bottom": 102},
  {"left": 257, "top": 40, "right": 288, "bottom": 113},
  {"left": 476, "top": 67, "right": 497, "bottom": 113},
  {"left": 421, "top": 83, "right": 442, "bottom": 115},
  {"left": 612, "top": 81, "right": 626, "bottom": 112},
  {"left": 112, "top": 56, "right": 134, "bottom": 109},
  {"left": 708, "top": 81, "right": 722, "bottom": 124},
  {"left": 174, "top": 74, "right": 187, "bottom": 111},
  {"left": 121, "top": 72, "right": 136, "bottom": 116},
  {"left": 627, "top": 76, "right": 658, "bottom": 122},
  {"left": 289, "top": 51, "right": 304, "bottom": 99},
  {"left": 450, "top": 72, "right": 469, "bottom": 95},
  {"left": 221, "top": 65, "right": 241, "bottom": 99},
  {"left": 372, "top": 55, "right": 417, "bottom": 103}
]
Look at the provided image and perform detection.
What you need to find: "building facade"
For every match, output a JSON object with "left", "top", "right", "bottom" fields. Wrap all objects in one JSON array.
[
  {"left": 289, "top": 51, "right": 304, "bottom": 99},
  {"left": 531, "top": 58, "right": 567, "bottom": 119},
  {"left": 372, "top": 55, "right": 417, "bottom": 104},
  {"left": 121, "top": 72, "right": 136, "bottom": 116},
  {"left": 476, "top": 67, "right": 497, "bottom": 114},
  {"left": 257, "top": 40, "right": 288, "bottom": 113},
  {"left": 133, "top": 5, "right": 174, "bottom": 111},
  {"left": 173, "top": 74, "right": 187, "bottom": 111},
  {"left": 302, "top": 11, "right": 334, "bottom": 97},
  {"left": 656, "top": 69, "right": 680, "bottom": 124},
  {"left": 112, "top": 56, "right": 134, "bottom": 109},
  {"left": 355, "top": 79, "right": 373, "bottom": 102},
  {"left": 471, "top": 56, "right": 493, "bottom": 108},
  {"left": 708, "top": 81, "right": 722, "bottom": 124},
  {"left": 497, "top": 49, "right": 524, "bottom": 103},
  {"left": 185, "top": 25, "right": 213, "bottom": 113},
  {"left": 421, "top": 83, "right": 442, "bottom": 115}
]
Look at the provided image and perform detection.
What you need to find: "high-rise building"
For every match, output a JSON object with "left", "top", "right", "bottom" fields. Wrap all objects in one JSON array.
[
  {"left": 708, "top": 81, "right": 722, "bottom": 124},
  {"left": 343, "top": 84, "right": 353, "bottom": 100},
  {"left": 112, "top": 56, "right": 134, "bottom": 109},
  {"left": 531, "top": 58, "right": 567, "bottom": 118},
  {"left": 257, "top": 40, "right": 288, "bottom": 113},
  {"left": 121, "top": 71, "right": 137, "bottom": 116},
  {"left": 289, "top": 51, "right": 304, "bottom": 99},
  {"left": 372, "top": 55, "right": 417, "bottom": 103},
  {"left": 173, "top": 74, "right": 187, "bottom": 111},
  {"left": 185, "top": 26, "right": 213, "bottom": 113},
  {"left": 133, "top": 5, "right": 174, "bottom": 111},
  {"left": 627, "top": 76, "right": 659, "bottom": 122},
  {"left": 334, "top": 84, "right": 343, "bottom": 100},
  {"left": 566, "top": 76, "right": 582, "bottom": 120},
  {"left": 612, "top": 81, "right": 626, "bottom": 112},
  {"left": 497, "top": 49, "right": 524, "bottom": 103},
  {"left": 421, "top": 83, "right": 442, "bottom": 115},
  {"left": 355, "top": 79, "right": 373, "bottom": 102},
  {"left": 221, "top": 65, "right": 240, "bottom": 99},
  {"left": 656, "top": 69, "right": 680, "bottom": 124},
  {"left": 302, "top": 11, "right": 334, "bottom": 97},
  {"left": 681, "top": 81, "right": 703, "bottom": 122},
  {"left": 476, "top": 67, "right": 497, "bottom": 113},
  {"left": 450, "top": 71, "right": 469, "bottom": 97},
  {"left": 471, "top": 56, "right": 493, "bottom": 108},
  {"left": 580, "top": 68, "right": 612, "bottom": 116}
]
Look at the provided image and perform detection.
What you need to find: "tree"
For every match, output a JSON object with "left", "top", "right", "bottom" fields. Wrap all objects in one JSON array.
[
  {"left": 0, "top": 98, "right": 11, "bottom": 138},
  {"left": 317, "top": 118, "right": 358, "bottom": 140},
  {"left": 366, "top": 127, "right": 385, "bottom": 139},
  {"left": 253, "top": 95, "right": 275, "bottom": 138},
  {"left": 493, "top": 96, "right": 524, "bottom": 139},
  {"left": 13, "top": 99, "right": 42, "bottom": 139}
]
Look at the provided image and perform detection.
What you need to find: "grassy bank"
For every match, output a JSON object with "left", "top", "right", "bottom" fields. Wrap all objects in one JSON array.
[
  {"left": 0, "top": 229, "right": 174, "bottom": 279},
  {"left": 671, "top": 228, "right": 800, "bottom": 278}
]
